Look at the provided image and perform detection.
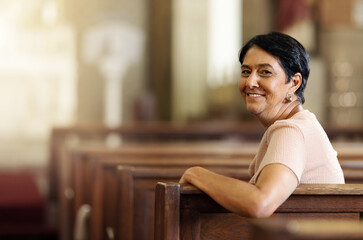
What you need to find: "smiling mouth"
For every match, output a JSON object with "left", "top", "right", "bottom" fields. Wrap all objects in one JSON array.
[{"left": 247, "top": 93, "right": 265, "bottom": 97}]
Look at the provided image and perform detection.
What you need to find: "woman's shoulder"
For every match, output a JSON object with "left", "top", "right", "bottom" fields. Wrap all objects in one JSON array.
[
  {"left": 265, "top": 110, "right": 315, "bottom": 139},
  {"left": 268, "top": 109, "right": 328, "bottom": 143},
  {"left": 265, "top": 119, "right": 305, "bottom": 144},
  {"left": 273, "top": 110, "right": 316, "bottom": 128}
]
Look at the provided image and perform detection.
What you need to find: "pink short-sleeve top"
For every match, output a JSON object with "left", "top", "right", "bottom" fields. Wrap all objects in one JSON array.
[{"left": 249, "top": 110, "right": 345, "bottom": 184}]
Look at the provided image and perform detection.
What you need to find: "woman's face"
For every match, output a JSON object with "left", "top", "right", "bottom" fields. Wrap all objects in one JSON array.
[{"left": 238, "top": 46, "right": 292, "bottom": 121}]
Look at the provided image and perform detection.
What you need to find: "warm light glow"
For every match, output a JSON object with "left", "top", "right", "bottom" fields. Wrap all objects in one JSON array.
[
  {"left": 42, "top": 0, "right": 59, "bottom": 26},
  {"left": 207, "top": 0, "right": 242, "bottom": 88},
  {"left": 0, "top": 1, "right": 76, "bottom": 141}
]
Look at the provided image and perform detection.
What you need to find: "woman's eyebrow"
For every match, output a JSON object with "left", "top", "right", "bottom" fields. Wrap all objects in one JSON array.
[
  {"left": 241, "top": 63, "right": 274, "bottom": 69},
  {"left": 258, "top": 63, "right": 273, "bottom": 68}
]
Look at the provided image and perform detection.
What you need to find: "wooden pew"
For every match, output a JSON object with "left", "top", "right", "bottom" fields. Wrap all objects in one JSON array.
[
  {"left": 252, "top": 219, "right": 363, "bottom": 240},
  {"left": 51, "top": 123, "right": 260, "bottom": 237},
  {"left": 49, "top": 122, "right": 362, "bottom": 203},
  {"left": 64, "top": 143, "right": 363, "bottom": 240},
  {"left": 154, "top": 183, "right": 363, "bottom": 240},
  {"left": 340, "top": 160, "right": 363, "bottom": 169},
  {"left": 64, "top": 140, "right": 363, "bottom": 214},
  {"left": 60, "top": 142, "right": 257, "bottom": 240},
  {"left": 54, "top": 125, "right": 363, "bottom": 218},
  {"left": 343, "top": 168, "right": 363, "bottom": 184},
  {"left": 60, "top": 142, "right": 362, "bottom": 239},
  {"left": 324, "top": 125, "right": 363, "bottom": 142},
  {"left": 84, "top": 161, "right": 363, "bottom": 240},
  {"left": 89, "top": 164, "right": 251, "bottom": 240},
  {"left": 66, "top": 142, "right": 363, "bottom": 220},
  {"left": 335, "top": 144, "right": 363, "bottom": 184},
  {"left": 50, "top": 122, "right": 263, "bottom": 202},
  {"left": 334, "top": 142, "right": 363, "bottom": 160}
]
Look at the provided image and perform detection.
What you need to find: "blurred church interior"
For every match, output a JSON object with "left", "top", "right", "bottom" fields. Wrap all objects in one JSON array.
[{"left": 0, "top": 0, "right": 362, "bottom": 239}]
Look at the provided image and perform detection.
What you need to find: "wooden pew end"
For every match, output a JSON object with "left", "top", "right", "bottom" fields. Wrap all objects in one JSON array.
[{"left": 155, "top": 182, "right": 180, "bottom": 240}]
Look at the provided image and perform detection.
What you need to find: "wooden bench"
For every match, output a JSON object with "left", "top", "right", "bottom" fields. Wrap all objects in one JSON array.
[
  {"left": 49, "top": 122, "right": 263, "bottom": 202},
  {"left": 80, "top": 160, "right": 363, "bottom": 240},
  {"left": 54, "top": 133, "right": 363, "bottom": 218},
  {"left": 63, "top": 140, "right": 363, "bottom": 212},
  {"left": 334, "top": 142, "right": 363, "bottom": 160},
  {"left": 89, "top": 164, "right": 252, "bottom": 240},
  {"left": 252, "top": 218, "right": 363, "bottom": 240},
  {"left": 50, "top": 123, "right": 362, "bottom": 203},
  {"left": 57, "top": 139, "right": 363, "bottom": 240},
  {"left": 154, "top": 183, "right": 363, "bottom": 240},
  {"left": 324, "top": 125, "right": 363, "bottom": 142},
  {"left": 59, "top": 142, "right": 257, "bottom": 240},
  {"left": 63, "top": 144, "right": 363, "bottom": 240},
  {"left": 65, "top": 142, "right": 363, "bottom": 215}
]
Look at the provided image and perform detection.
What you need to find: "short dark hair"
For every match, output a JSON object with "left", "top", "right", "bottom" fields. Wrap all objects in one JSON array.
[{"left": 239, "top": 32, "right": 310, "bottom": 104}]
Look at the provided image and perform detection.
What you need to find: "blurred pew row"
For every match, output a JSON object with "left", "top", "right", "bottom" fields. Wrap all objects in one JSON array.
[{"left": 48, "top": 122, "right": 363, "bottom": 240}]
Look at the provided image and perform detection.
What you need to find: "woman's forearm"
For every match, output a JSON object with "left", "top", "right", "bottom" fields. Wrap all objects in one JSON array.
[
  {"left": 180, "top": 164, "right": 298, "bottom": 218},
  {"left": 180, "top": 167, "right": 268, "bottom": 217}
]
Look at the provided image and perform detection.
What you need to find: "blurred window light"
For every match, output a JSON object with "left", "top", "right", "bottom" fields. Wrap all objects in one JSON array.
[
  {"left": 207, "top": 0, "right": 242, "bottom": 88},
  {"left": 42, "top": 0, "right": 59, "bottom": 26},
  {"left": 339, "top": 92, "right": 357, "bottom": 107},
  {"left": 353, "top": 0, "right": 363, "bottom": 28},
  {"left": 0, "top": 20, "right": 9, "bottom": 44},
  {"left": 0, "top": 1, "right": 76, "bottom": 141}
]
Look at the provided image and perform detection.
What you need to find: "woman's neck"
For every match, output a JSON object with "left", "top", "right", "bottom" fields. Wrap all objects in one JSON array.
[{"left": 260, "top": 100, "right": 303, "bottom": 130}]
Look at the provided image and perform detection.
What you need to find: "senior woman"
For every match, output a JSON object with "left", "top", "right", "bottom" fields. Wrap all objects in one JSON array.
[{"left": 179, "top": 32, "right": 344, "bottom": 218}]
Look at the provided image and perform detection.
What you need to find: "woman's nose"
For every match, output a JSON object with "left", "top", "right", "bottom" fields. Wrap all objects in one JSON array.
[{"left": 245, "top": 74, "right": 259, "bottom": 89}]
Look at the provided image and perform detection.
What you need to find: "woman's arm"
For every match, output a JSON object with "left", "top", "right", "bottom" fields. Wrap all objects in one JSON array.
[{"left": 179, "top": 163, "right": 298, "bottom": 218}]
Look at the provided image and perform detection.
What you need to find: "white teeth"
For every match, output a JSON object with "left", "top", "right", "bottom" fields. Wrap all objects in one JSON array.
[{"left": 248, "top": 94, "right": 263, "bottom": 97}]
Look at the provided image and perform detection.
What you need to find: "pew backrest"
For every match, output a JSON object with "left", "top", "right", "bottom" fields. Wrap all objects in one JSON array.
[
  {"left": 59, "top": 140, "right": 363, "bottom": 240},
  {"left": 90, "top": 162, "right": 252, "bottom": 240},
  {"left": 59, "top": 143, "right": 257, "bottom": 240},
  {"left": 154, "top": 183, "right": 363, "bottom": 240},
  {"left": 50, "top": 122, "right": 263, "bottom": 201},
  {"left": 252, "top": 218, "right": 363, "bottom": 240}
]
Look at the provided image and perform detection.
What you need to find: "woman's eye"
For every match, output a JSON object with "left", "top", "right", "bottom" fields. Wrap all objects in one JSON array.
[
  {"left": 260, "top": 70, "right": 272, "bottom": 75},
  {"left": 241, "top": 70, "right": 250, "bottom": 76}
]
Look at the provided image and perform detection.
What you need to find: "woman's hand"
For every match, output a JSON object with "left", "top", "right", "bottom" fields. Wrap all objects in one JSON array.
[{"left": 179, "top": 166, "right": 200, "bottom": 184}]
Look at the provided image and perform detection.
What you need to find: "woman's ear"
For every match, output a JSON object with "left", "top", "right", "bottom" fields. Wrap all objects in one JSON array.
[{"left": 290, "top": 73, "right": 302, "bottom": 92}]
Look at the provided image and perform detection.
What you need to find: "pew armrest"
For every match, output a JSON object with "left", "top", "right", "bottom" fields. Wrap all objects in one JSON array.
[
  {"left": 73, "top": 204, "right": 91, "bottom": 240},
  {"left": 154, "top": 182, "right": 180, "bottom": 240}
]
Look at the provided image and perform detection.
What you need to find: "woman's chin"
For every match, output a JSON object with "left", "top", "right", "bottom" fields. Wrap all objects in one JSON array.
[{"left": 246, "top": 106, "right": 260, "bottom": 115}]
